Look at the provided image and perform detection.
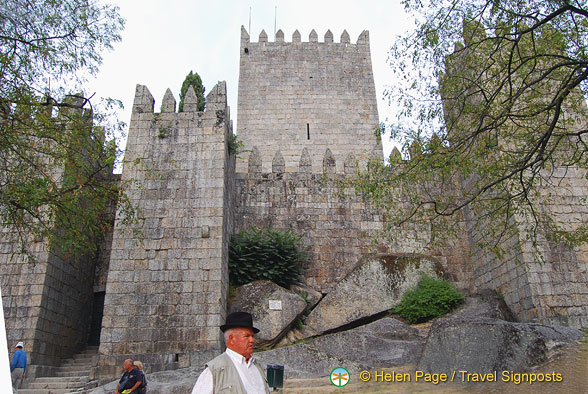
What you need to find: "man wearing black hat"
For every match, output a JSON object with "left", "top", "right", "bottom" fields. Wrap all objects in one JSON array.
[{"left": 191, "top": 311, "right": 270, "bottom": 394}]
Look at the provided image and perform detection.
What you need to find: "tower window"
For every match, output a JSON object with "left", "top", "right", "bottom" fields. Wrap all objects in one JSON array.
[{"left": 307, "top": 123, "right": 310, "bottom": 140}]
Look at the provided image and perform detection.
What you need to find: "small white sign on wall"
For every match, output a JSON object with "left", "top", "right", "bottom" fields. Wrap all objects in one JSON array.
[{"left": 268, "top": 300, "right": 282, "bottom": 310}]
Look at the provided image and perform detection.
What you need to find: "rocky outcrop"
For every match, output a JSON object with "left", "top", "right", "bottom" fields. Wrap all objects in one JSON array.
[
  {"left": 229, "top": 280, "right": 308, "bottom": 347},
  {"left": 290, "top": 284, "right": 322, "bottom": 309},
  {"left": 255, "top": 318, "right": 426, "bottom": 378},
  {"left": 304, "top": 255, "right": 443, "bottom": 334},
  {"left": 418, "top": 317, "right": 584, "bottom": 374},
  {"left": 308, "top": 318, "right": 426, "bottom": 367},
  {"left": 88, "top": 368, "right": 201, "bottom": 394},
  {"left": 449, "top": 289, "right": 517, "bottom": 322}
]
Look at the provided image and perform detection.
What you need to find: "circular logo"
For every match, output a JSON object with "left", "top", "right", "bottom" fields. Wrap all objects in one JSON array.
[{"left": 330, "top": 367, "right": 350, "bottom": 387}]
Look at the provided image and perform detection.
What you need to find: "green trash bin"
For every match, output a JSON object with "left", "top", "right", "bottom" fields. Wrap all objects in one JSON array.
[{"left": 266, "top": 364, "right": 284, "bottom": 389}]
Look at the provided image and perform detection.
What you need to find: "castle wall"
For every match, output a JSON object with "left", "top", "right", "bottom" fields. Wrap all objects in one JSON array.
[
  {"left": 93, "top": 174, "right": 121, "bottom": 293},
  {"left": 234, "top": 149, "right": 450, "bottom": 292},
  {"left": 0, "top": 235, "right": 49, "bottom": 367},
  {"left": 94, "top": 82, "right": 233, "bottom": 379},
  {"left": 0, "top": 106, "right": 107, "bottom": 375},
  {"left": 518, "top": 165, "right": 588, "bottom": 328},
  {"left": 0, "top": 237, "right": 96, "bottom": 375},
  {"left": 467, "top": 164, "right": 588, "bottom": 329},
  {"left": 236, "top": 27, "right": 383, "bottom": 174}
]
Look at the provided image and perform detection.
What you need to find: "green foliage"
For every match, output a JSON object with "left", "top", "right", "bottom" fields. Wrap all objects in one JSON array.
[
  {"left": 227, "top": 132, "right": 245, "bottom": 155},
  {"left": 178, "top": 71, "right": 206, "bottom": 112},
  {"left": 0, "top": 1, "right": 134, "bottom": 261},
  {"left": 229, "top": 227, "right": 307, "bottom": 288},
  {"left": 352, "top": 1, "right": 588, "bottom": 260},
  {"left": 392, "top": 275, "right": 464, "bottom": 324},
  {"left": 295, "top": 317, "right": 304, "bottom": 330}
]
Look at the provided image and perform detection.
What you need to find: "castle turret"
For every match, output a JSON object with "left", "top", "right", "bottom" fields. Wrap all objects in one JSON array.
[{"left": 236, "top": 27, "right": 383, "bottom": 174}]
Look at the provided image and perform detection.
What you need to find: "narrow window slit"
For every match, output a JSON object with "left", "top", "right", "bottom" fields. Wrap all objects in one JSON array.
[{"left": 307, "top": 123, "right": 310, "bottom": 140}]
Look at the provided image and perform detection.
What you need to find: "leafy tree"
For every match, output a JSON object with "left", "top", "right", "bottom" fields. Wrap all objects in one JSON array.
[
  {"left": 354, "top": 1, "right": 588, "bottom": 257},
  {"left": 178, "top": 71, "right": 206, "bottom": 112},
  {"left": 0, "top": 0, "right": 133, "bottom": 261}
]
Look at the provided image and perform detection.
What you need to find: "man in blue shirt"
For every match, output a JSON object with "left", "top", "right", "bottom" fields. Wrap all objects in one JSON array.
[{"left": 10, "top": 341, "right": 27, "bottom": 389}]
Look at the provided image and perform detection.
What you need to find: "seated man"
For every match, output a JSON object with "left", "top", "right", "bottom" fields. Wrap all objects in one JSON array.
[
  {"left": 192, "top": 312, "right": 270, "bottom": 394},
  {"left": 116, "top": 358, "right": 143, "bottom": 394}
]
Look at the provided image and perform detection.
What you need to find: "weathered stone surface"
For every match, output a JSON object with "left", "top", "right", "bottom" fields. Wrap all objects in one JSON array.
[
  {"left": 309, "top": 318, "right": 425, "bottom": 367},
  {"left": 449, "top": 289, "right": 517, "bottom": 322},
  {"left": 89, "top": 368, "right": 201, "bottom": 394},
  {"left": 182, "top": 85, "right": 199, "bottom": 111},
  {"left": 290, "top": 284, "right": 322, "bottom": 309},
  {"left": 255, "top": 342, "right": 363, "bottom": 379},
  {"left": 229, "top": 280, "right": 307, "bottom": 347},
  {"left": 418, "top": 317, "right": 584, "bottom": 374},
  {"left": 236, "top": 28, "right": 382, "bottom": 175},
  {"left": 256, "top": 317, "right": 424, "bottom": 378},
  {"left": 160, "top": 88, "right": 176, "bottom": 113},
  {"left": 304, "top": 256, "right": 442, "bottom": 334}
]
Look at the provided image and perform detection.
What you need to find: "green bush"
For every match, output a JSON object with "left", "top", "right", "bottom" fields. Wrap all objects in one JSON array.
[
  {"left": 392, "top": 275, "right": 464, "bottom": 324},
  {"left": 229, "top": 227, "right": 307, "bottom": 288}
]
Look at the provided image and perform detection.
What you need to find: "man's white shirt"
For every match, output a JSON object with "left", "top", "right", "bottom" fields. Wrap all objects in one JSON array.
[{"left": 191, "top": 348, "right": 266, "bottom": 394}]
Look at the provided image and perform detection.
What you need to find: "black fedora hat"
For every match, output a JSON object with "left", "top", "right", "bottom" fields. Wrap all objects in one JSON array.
[{"left": 220, "top": 312, "right": 260, "bottom": 333}]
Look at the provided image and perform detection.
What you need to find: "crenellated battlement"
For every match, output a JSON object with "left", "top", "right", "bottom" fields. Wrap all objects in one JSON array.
[
  {"left": 240, "top": 26, "right": 369, "bottom": 47},
  {"left": 237, "top": 25, "right": 381, "bottom": 174},
  {"left": 242, "top": 146, "right": 369, "bottom": 177},
  {"left": 132, "top": 81, "right": 228, "bottom": 115}
]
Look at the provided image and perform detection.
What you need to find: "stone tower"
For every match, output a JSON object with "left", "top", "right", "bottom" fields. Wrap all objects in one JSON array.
[
  {"left": 93, "top": 82, "right": 234, "bottom": 379},
  {"left": 236, "top": 27, "right": 383, "bottom": 173}
]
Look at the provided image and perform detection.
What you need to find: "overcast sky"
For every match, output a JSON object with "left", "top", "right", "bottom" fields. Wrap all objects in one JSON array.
[{"left": 87, "top": 0, "right": 415, "bottom": 159}]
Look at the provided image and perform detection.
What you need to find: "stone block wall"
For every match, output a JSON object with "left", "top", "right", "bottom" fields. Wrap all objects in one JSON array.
[
  {"left": 234, "top": 148, "right": 442, "bottom": 292},
  {"left": 94, "top": 173, "right": 120, "bottom": 293},
  {"left": 1, "top": 234, "right": 50, "bottom": 367},
  {"left": 464, "top": 163, "right": 588, "bottom": 328},
  {"left": 236, "top": 27, "right": 383, "bottom": 174},
  {"left": 521, "top": 164, "right": 588, "bottom": 328},
  {"left": 94, "top": 82, "right": 233, "bottom": 380},
  {"left": 0, "top": 106, "right": 109, "bottom": 374}
]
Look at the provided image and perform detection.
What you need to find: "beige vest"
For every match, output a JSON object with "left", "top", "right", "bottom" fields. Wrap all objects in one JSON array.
[{"left": 206, "top": 352, "right": 271, "bottom": 394}]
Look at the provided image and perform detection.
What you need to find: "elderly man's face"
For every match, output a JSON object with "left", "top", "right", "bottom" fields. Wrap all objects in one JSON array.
[
  {"left": 227, "top": 327, "right": 255, "bottom": 360},
  {"left": 123, "top": 359, "right": 134, "bottom": 371}
]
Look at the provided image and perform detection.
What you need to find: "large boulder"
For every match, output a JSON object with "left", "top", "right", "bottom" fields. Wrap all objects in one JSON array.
[
  {"left": 449, "top": 289, "right": 517, "bottom": 322},
  {"left": 229, "top": 280, "right": 308, "bottom": 348},
  {"left": 418, "top": 317, "right": 584, "bottom": 374},
  {"left": 290, "top": 284, "right": 323, "bottom": 309},
  {"left": 255, "top": 317, "right": 426, "bottom": 378},
  {"left": 308, "top": 318, "right": 426, "bottom": 367},
  {"left": 89, "top": 368, "right": 201, "bottom": 394},
  {"left": 254, "top": 342, "right": 364, "bottom": 379},
  {"left": 304, "top": 255, "right": 443, "bottom": 334}
]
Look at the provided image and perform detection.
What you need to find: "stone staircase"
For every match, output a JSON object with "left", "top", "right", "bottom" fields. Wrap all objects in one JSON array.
[{"left": 18, "top": 346, "right": 99, "bottom": 394}]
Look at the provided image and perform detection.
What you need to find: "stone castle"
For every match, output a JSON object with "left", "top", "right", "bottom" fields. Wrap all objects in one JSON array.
[{"left": 1, "top": 26, "right": 587, "bottom": 381}]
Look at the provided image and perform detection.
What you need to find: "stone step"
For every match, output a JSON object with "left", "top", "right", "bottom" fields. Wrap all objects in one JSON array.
[
  {"left": 55, "top": 369, "right": 89, "bottom": 377},
  {"left": 74, "top": 352, "right": 98, "bottom": 359},
  {"left": 33, "top": 377, "right": 88, "bottom": 384},
  {"left": 20, "top": 347, "right": 99, "bottom": 394},
  {"left": 54, "top": 365, "right": 93, "bottom": 373},
  {"left": 61, "top": 358, "right": 97, "bottom": 367},
  {"left": 23, "top": 380, "right": 86, "bottom": 390},
  {"left": 18, "top": 390, "right": 79, "bottom": 394}
]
